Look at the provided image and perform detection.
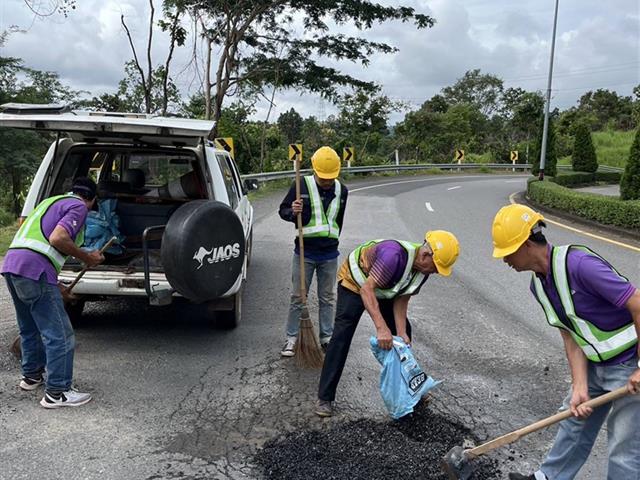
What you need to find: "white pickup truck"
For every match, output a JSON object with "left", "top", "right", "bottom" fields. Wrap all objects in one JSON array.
[{"left": 0, "top": 103, "right": 253, "bottom": 328}]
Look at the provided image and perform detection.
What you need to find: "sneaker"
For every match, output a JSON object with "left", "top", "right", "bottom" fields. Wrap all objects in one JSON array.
[
  {"left": 19, "top": 375, "right": 44, "bottom": 391},
  {"left": 315, "top": 399, "right": 333, "bottom": 417},
  {"left": 280, "top": 337, "right": 296, "bottom": 357},
  {"left": 40, "top": 389, "right": 92, "bottom": 409}
]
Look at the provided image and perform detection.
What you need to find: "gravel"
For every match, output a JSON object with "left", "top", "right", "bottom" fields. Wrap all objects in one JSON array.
[{"left": 254, "top": 402, "right": 502, "bottom": 480}]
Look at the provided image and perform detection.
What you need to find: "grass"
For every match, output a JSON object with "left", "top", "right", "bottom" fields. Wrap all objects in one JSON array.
[
  {"left": 560, "top": 130, "right": 635, "bottom": 168},
  {"left": 0, "top": 224, "right": 18, "bottom": 257}
]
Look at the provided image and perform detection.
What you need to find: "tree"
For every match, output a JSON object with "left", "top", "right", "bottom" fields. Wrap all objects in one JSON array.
[
  {"left": 115, "top": 61, "right": 182, "bottom": 114},
  {"left": 620, "top": 128, "right": 640, "bottom": 200},
  {"left": 120, "top": 0, "right": 187, "bottom": 114},
  {"left": 531, "top": 115, "right": 558, "bottom": 178},
  {"left": 441, "top": 69, "right": 504, "bottom": 117},
  {"left": 278, "top": 108, "right": 303, "bottom": 145},
  {"left": 187, "top": 0, "right": 434, "bottom": 135},
  {"left": 571, "top": 122, "right": 598, "bottom": 173}
]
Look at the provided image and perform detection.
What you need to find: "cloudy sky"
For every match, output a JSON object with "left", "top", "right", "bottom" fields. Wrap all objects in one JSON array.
[{"left": 1, "top": 0, "right": 638, "bottom": 123}]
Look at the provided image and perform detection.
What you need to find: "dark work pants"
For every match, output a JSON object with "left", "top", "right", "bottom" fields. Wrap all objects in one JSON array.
[{"left": 317, "top": 284, "right": 412, "bottom": 402}]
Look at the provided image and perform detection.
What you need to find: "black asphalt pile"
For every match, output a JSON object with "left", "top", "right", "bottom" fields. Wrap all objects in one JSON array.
[{"left": 255, "top": 403, "right": 502, "bottom": 480}]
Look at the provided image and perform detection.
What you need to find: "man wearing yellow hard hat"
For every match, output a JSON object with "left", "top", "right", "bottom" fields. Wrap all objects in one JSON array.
[
  {"left": 315, "top": 230, "right": 460, "bottom": 417},
  {"left": 278, "top": 146, "right": 349, "bottom": 357},
  {"left": 491, "top": 203, "right": 640, "bottom": 480}
]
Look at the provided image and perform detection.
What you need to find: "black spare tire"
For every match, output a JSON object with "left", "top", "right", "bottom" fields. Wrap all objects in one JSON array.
[{"left": 162, "top": 200, "right": 245, "bottom": 302}]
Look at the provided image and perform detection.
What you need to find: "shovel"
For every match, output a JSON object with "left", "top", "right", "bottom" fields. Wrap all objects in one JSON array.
[
  {"left": 9, "top": 236, "right": 117, "bottom": 360},
  {"left": 441, "top": 386, "right": 629, "bottom": 480}
]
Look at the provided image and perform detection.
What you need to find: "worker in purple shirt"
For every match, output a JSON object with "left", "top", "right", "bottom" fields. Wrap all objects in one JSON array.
[
  {"left": 491, "top": 204, "right": 640, "bottom": 480},
  {"left": 1, "top": 177, "right": 104, "bottom": 409},
  {"left": 315, "top": 231, "right": 460, "bottom": 417}
]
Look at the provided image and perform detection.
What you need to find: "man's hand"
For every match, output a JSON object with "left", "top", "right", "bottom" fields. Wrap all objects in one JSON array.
[
  {"left": 627, "top": 368, "right": 640, "bottom": 394},
  {"left": 84, "top": 250, "right": 105, "bottom": 267},
  {"left": 291, "top": 199, "right": 303, "bottom": 215},
  {"left": 569, "top": 387, "right": 592, "bottom": 418},
  {"left": 57, "top": 282, "right": 78, "bottom": 303},
  {"left": 398, "top": 332, "right": 411, "bottom": 347},
  {"left": 376, "top": 326, "right": 393, "bottom": 350}
]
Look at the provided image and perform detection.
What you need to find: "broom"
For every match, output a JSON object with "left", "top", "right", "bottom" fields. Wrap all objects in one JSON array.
[
  {"left": 8, "top": 236, "right": 117, "bottom": 361},
  {"left": 292, "top": 157, "right": 324, "bottom": 369}
]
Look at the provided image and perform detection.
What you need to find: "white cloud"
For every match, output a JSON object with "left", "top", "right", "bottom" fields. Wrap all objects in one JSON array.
[{"left": 1, "top": 0, "right": 637, "bottom": 123}]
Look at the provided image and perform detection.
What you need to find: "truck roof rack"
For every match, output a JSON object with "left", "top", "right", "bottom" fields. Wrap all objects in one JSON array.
[{"left": 0, "top": 103, "right": 72, "bottom": 115}]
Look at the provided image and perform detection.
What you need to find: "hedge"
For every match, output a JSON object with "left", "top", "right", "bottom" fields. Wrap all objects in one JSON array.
[
  {"left": 527, "top": 180, "right": 640, "bottom": 231},
  {"left": 548, "top": 170, "right": 622, "bottom": 187}
]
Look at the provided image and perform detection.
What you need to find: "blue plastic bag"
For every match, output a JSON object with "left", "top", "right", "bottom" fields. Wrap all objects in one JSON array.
[
  {"left": 83, "top": 199, "right": 125, "bottom": 254},
  {"left": 370, "top": 336, "right": 442, "bottom": 419}
]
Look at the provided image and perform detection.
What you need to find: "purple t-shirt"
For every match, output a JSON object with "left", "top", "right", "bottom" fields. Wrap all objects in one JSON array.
[
  {"left": 1, "top": 197, "right": 87, "bottom": 285},
  {"left": 531, "top": 244, "right": 637, "bottom": 365}
]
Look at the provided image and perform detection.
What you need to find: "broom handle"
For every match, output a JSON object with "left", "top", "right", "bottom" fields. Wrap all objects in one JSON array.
[
  {"left": 66, "top": 236, "right": 117, "bottom": 292},
  {"left": 295, "top": 157, "right": 307, "bottom": 303}
]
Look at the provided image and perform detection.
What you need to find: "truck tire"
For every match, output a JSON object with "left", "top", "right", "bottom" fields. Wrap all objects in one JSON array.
[{"left": 162, "top": 200, "right": 245, "bottom": 303}]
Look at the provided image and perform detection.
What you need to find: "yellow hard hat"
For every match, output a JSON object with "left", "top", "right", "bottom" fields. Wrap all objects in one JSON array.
[
  {"left": 492, "top": 204, "right": 545, "bottom": 258},
  {"left": 425, "top": 230, "right": 460, "bottom": 277},
  {"left": 311, "top": 146, "right": 341, "bottom": 179}
]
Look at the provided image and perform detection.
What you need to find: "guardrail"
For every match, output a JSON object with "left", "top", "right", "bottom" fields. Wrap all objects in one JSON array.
[
  {"left": 241, "top": 163, "right": 624, "bottom": 183},
  {"left": 242, "top": 162, "right": 533, "bottom": 182}
]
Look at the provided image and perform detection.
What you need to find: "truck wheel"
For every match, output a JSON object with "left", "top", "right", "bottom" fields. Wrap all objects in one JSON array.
[
  {"left": 162, "top": 200, "right": 245, "bottom": 302},
  {"left": 65, "top": 300, "right": 86, "bottom": 327}
]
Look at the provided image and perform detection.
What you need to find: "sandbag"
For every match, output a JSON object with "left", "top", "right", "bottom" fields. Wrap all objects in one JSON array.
[
  {"left": 83, "top": 198, "right": 125, "bottom": 254},
  {"left": 161, "top": 200, "right": 245, "bottom": 302},
  {"left": 370, "top": 336, "right": 442, "bottom": 419}
]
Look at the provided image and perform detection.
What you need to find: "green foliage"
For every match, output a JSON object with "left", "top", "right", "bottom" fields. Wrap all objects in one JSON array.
[
  {"left": 528, "top": 180, "right": 640, "bottom": 231},
  {"left": 0, "top": 224, "right": 18, "bottom": 257},
  {"left": 549, "top": 171, "right": 621, "bottom": 187},
  {"left": 592, "top": 130, "right": 636, "bottom": 168},
  {"left": 621, "top": 129, "right": 640, "bottom": 200},
  {"left": 571, "top": 123, "right": 598, "bottom": 173}
]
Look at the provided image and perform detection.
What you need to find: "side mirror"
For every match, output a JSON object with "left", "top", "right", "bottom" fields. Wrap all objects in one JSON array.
[{"left": 243, "top": 179, "right": 259, "bottom": 192}]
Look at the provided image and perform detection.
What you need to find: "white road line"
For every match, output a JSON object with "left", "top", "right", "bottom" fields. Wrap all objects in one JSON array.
[
  {"left": 447, "top": 186, "right": 461, "bottom": 191},
  {"left": 425, "top": 202, "right": 434, "bottom": 212}
]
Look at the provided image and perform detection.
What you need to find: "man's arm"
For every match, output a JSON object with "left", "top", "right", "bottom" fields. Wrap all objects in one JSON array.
[
  {"left": 49, "top": 226, "right": 103, "bottom": 267},
  {"left": 626, "top": 289, "right": 640, "bottom": 394},
  {"left": 393, "top": 294, "right": 411, "bottom": 345},
  {"left": 278, "top": 183, "right": 298, "bottom": 222},
  {"left": 560, "top": 329, "right": 592, "bottom": 418},
  {"left": 360, "top": 276, "right": 393, "bottom": 350}
]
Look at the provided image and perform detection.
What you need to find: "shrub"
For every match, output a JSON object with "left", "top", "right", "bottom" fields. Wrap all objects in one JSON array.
[
  {"left": 528, "top": 180, "right": 640, "bottom": 230},
  {"left": 0, "top": 208, "right": 15, "bottom": 228},
  {"left": 621, "top": 128, "right": 640, "bottom": 200},
  {"left": 572, "top": 123, "right": 598, "bottom": 173}
]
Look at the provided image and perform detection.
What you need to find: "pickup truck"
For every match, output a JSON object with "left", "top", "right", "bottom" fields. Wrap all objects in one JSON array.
[{"left": 0, "top": 103, "right": 253, "bottom": 328}]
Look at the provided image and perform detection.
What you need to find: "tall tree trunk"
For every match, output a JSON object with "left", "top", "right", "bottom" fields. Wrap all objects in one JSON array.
[
  {"left": 145, "top": 0, "right": 155, "bottom": 113},
  {"left": 203, "top": 34, "right": 212, "bottom": 121},
  {"left": 10, "top": 169, "right": 20, "bottom": 217}
]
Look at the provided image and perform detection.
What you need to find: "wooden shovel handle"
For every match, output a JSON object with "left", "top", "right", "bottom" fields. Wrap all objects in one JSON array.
[
  {"left": 467, "top": 386, "right": 629, "bottom": 458},
  {"left": 66, "top": 236, "right": 117, "bottom": 292}
]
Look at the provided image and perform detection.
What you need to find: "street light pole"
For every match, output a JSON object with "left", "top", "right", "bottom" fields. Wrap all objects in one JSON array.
[{"left": 539, "top": 0, "right": 560, "bottom": 181}]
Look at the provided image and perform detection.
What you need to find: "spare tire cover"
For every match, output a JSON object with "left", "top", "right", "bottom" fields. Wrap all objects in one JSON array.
[{"left": 162, "top": 200, "right": 245, "bottom": 302}]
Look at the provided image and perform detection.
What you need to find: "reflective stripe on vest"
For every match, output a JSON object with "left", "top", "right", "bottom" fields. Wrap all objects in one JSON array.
[
  {"left": 9, "top": 194, "right": 85, "bottom": 273},
  {"left": 532, "top": 245, "right": 637, "bottom": 362},
  {"left": 348, "top": 240, "right": 425, "bottom": 299},
  {"left": 301, "top": 176, "right": 342, "bottom": 239}
]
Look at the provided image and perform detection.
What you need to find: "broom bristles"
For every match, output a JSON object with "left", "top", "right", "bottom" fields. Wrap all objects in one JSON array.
[{"left": 294, "top": 306, "right": 324, "bottom": 369}]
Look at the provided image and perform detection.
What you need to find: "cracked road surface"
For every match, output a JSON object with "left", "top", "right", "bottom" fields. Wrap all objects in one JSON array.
[{"left": 1, "top": 174, "right": 638, "bottom": 479}]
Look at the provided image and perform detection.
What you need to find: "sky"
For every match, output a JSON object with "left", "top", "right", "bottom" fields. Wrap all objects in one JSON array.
[{"left": 1, "top": 0, "right": 639, "bottom": 124}]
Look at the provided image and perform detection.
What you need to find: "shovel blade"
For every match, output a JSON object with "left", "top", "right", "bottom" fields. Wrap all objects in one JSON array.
[{"left": 441, "top": 446, "right": 474, "bottom": 480}]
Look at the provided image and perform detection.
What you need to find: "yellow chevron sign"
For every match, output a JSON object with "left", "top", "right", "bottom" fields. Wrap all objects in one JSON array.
[
  {"left": 454, "top": 149, "right": 464, "bottom": 162},
  {"left": 343, "top": 147, "right": 354, "bottom": 163},
  {"left": 510, "top": 150, "right": 519, "bottom": 162},
  {"left": 214, "top": 137, "right": 235, "bottom": 159},
  {"left": 289, "top": 144, "right": 302, "bottom": 162}
]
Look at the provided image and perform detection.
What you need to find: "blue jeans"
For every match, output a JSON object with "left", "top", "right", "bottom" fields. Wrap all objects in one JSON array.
[
  {"left": 286, "top": 254, "right": 338, "bottom": 342},
  {"left": 538, "top": 356, "right": 640, "bottom": 480},
  {"left": 4, "top": 273, "right": 75, "bottom": 393}
]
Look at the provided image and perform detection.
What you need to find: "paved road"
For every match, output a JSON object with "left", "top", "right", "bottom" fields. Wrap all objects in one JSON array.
[
  {"left": 0, "top": 174, "right": 638, "bottom": 479},
  {"left": 574, "top": 184, "right": 620, "bottom": 197}
]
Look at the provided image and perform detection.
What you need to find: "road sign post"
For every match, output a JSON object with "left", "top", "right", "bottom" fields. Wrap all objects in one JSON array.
[
  {"left": 289, "top": 144, "right": 302, "bottom": 170},
  {"left": 454, "top": 149, "right": 464, "bottom": 172},
  {"left": 343, "top": 147, "right": 354, "bottom": 168},
  {"left": 214, "top": 137, "right": 235, "bottom": 159}
]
